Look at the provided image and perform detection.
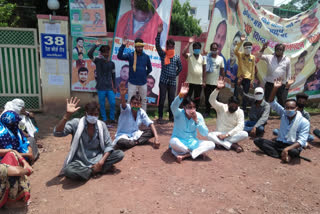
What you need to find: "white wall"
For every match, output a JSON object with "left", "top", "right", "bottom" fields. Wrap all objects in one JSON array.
[{"left": 179, "top": 0, "right": 211, "bottom": 32}]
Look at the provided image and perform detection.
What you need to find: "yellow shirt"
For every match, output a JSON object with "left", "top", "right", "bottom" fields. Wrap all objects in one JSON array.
[
  {"left": 234, "top": 41, "right": 255, "bottom": 82},
  {"left": 186, "top": 53, "right": 206, "bottom": 85}
]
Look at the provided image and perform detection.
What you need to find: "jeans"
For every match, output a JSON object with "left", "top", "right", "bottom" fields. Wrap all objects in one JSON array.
[
  {"left": 273, "top": 128, "right": 314, "bottom": 142},
  {"left": 98, "top": 90, "right": 116, "bottom": 121},
  {"left": 128, "top": 82, "right": 147, "bottom": 111},
  {"left": 264, "top": 82, "right": 288, "bottom": 107},
  {"left": 244, "top": 120, "right": 265, "bottom": 136},
  {"left": 158, "top": 83, "right": 176, "bottom": 119}
]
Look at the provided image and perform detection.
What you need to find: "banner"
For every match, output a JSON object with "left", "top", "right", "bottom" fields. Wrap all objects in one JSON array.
[
  {"left": 206, "top": 0, "right": 320, "bottom": 98},
  {"left": 69, "top": 0, "right": 107, "bottom": 37},
  {"left": 111, "top": 0, "right": 173, "bottom": 105},
  {"left": 71, "top": 36, "right": 109, "bottom": 92}
]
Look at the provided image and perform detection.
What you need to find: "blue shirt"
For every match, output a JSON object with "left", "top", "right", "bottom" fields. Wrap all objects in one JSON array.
[
  {"left": 226, "top": 59, "right": 238, "bottom": 84},
  {"left": 270, "top": 100, "right": 310, "bottom": 147},
  {"left": 117, "top": 44, "right": 152, "bottom": 86},
  {"left": 170, "top": 96, "right": 208, "bottom": 143},
  {"left": 116, "top": 104, "right": 153, "bottom": 138}
]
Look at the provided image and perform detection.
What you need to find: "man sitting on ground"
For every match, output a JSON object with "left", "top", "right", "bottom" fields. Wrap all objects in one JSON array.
[
  {"left": 113, "top": 82, "right": 160, "bottom": 150},
  {"left": 244, "top": 87, "right": 270, "bottom": 137},
  {"left": 169, "top": 82, "right": 215, "bottom": 163},
  {"left": 54, "top": 97, "right": 124, "bottom": 181},
  {"left": 207, "top": 77, "right": 248, "bottom": 153},
  {"left": 254, "top": 78, "right": 310, "bottom": 163},
  {"left": 273, "top": 92, "right": 314, "bottom": 143}
]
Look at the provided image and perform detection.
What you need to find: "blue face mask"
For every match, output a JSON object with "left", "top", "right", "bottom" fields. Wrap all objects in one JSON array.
[
  {"left": 193, "top": 49, "right": 201, "bottom": 55},
  {"left": 285, "top": 110, "right": 296, "bottom": 117}
]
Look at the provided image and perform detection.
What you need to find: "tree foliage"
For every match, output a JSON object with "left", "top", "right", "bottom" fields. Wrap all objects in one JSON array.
[
  {"left": 169, "top": 0, "right": 202, "bottom": 37},
  {"left": 0, "top": 0, "right": 19, "bottom": 27},
  {"left": 280, "top": 0, "right": 318, "bottom": 12}
]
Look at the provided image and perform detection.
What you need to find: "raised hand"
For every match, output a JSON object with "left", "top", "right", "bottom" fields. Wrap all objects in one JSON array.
[
  {"left": 287, "top": 76, "right": 296, "bottom": 88},
  {"left": 240, "top": 34, "right": 246, "bottom": 41},
  {"left": 180, "top": 82, "right": 189, "bottom": 97},
  {"left": 189, "top": 36, "right": 195, "bottom": 44},
  {"left": 157, "top": 23, "right": 163, "bottom": 33},
  {"left": 217, "top": 76, "right": 225, "bottom": 89},
  {"left": 273, "top": 77, "right": 282, "bottom": 88},
  {"left": 66, "top": 97, "right": 80, "bottom": 114},
  {"left": 122, "top": 36, "right": 128, "bottom": 46},
  {"left": 262, "top": 41, "right": 269, "bottom": 49},
  {"left": 95, "top": 39, "right": 102, "bottom": 46},
  {"left": 119, "top": 81, "right": 128, "bottom": 96}
]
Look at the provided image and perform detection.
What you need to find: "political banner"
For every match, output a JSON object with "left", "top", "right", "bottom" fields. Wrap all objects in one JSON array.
[
  {"left": 69, "top": 0, "right": 107, "bottom": 37},
  {"left": 111, "top": 0, "right": 173, "bottom": 105},
  {"left": 206, "top": 0, "right": 320, "bottom": 98},
  {"left": 71, "top": 36, "right": 109, "bottom": 92}
]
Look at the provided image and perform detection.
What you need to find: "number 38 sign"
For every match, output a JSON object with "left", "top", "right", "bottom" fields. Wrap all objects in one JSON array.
[{"left": 41, "top": 33, "right": 67, "bottom": 59}]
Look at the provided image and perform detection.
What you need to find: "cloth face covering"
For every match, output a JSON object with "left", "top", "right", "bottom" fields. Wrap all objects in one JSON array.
[
  {"left": 86, "top": 115, "right": 98, "bottom": 124},
  {"left": 193, "top": 49, "right": 201, "bottom": 55},
  {"left": 164, "top": 49, "right": 175, "bottom": 65}
]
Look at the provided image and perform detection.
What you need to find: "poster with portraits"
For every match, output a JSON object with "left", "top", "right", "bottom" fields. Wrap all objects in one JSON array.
[
  {"left": 111, "top": 0, "right": 173, "bottom": 105},
  {"left": 69, "top": 0, "right": 107, "bottom": 37},
  {"left": 71, "top": 36, "right": 109, "bottom": 92},
  {"left": 206, "top": 0, "right": 320, "bottom": 98}
]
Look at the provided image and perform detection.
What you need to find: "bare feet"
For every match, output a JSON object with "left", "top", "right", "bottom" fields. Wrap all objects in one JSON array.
[{"left": 176, "top": 154, "right": 191, "bottom": 163}]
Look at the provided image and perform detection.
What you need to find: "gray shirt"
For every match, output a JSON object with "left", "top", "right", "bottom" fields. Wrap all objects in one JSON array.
[
  {"left": 54, "top": 118, "right": 113, "bottom": 167},
  {"left": 245, "top": 94, "right": 270, "bottom": 128},
  {"left": 301, "top": 109, "right": 310, "bottom": 121}
]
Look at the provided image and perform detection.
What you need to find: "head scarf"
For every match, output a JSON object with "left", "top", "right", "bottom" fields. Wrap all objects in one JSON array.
[
  {"left": 0, "top": 111, "right": 29, "bottom": 153},
  {"left": 3, "top": 98, "right": 25, "bottom": 114}
]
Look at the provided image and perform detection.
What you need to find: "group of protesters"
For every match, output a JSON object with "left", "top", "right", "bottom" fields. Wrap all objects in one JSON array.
[{"left": 1, "top": 23, "right": 320, "bottom": 208}]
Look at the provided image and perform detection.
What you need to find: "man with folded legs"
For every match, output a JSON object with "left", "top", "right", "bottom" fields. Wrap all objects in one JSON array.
[
  {"left": 207, "top": 77, "right": 248, "bottom": 152},
  {"left": 254, "top": 78, "right": 310, "bottom": 163}
]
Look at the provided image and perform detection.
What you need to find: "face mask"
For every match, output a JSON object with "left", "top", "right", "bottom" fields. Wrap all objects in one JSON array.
[
  {"left": 297, "top": 103, "right": 305, "bottom": 108},
  {"left": 228, "top": 106, "right": 238, "bottom": 113},
  {"left": 193, "top": 49, "right": 201, "bottom": 55},
  {"left": 211, "top": 50, "right": 217, "bottom": 55},
  {"left": 132, "top": 106, "right": 140, "bottom": 111},
  {"left": 254, "top": 94, "right": 264, "bottom": 101},
  {"left": 185, "top": 108, "right": 196, "bottom": 116},
  {"left": 244, "top": 47, "right": 252, "bottom": 55},
  {"left": 86, "top": 115, "right": 98, "bottom": 124},
  {"left": 285, "top": 110, "right": 296, "bottom": 117}
]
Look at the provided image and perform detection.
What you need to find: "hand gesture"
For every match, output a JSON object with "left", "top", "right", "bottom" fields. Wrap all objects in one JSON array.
[
  {"left": 180, "top": 82, "right": 189, "bottom": 97},
  {"left": 92, "top": 162, "right": 103, "bottom": 174},
  {"left": 23, "top": 161, "right": 33, "bottom": 176},
  {"left": 273, "top": 77, "right": 282, "bottom": 88},
  {"left": 122, "top": 36, "right": 128, "bottom": 46},
  {"left": 189, "top": 36, "right": 195, "bottom": 44},
  {"left": 66, "top": 97, "right": 80, "bottom": 114},
  {"left": 218, "top": 134, "right": 228, "bottom": 140},
  {"left": 262, "top": 41, "right": 269, "bottom": 49},
  {"left": 281, "top": 149, "right": 289, "bottom": 163},
  {"left": 190, "top": 111, "right": 198, "bottom": 123},
  {"left": 95, "top": 39, "right": 102, "bottom": 46},
  {"left": 249, "top": 127, "right": 256, "bottom": 137},
  {"left": 119, "top": 81, "right": 127, "bottom": 96},
  {"left": 157, "top": 23, "right": 163, "bottom": 33},
  {"left": 153, "top": 136, "right": 160, "bottom": 149},
  {"left": 240, "top": 34, "right": 246, "bottom": 41},
  {"left": 217, "top": 76, "right": 225, "bottom": 89},
  {"left": 287, "top": 76, "right": 296, "bottom": 88}
]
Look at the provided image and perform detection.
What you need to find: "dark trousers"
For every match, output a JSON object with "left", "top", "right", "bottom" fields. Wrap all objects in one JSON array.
[
  {"left": 116, "top": 129, "right": 155, "bottom": 150},
  {"left": 204, "top": 84, "right": 217, "bottom": 114},
  {"left": 187, "top": 83, "right": 202, "bottom": 109},
  {"left": 234, "top": 78, "right": 250, "bottom": 112},
  {"left": 254, "top": 138, "right": 301, "bottom": 159},
  {"left": 64, "top": 150, "right": 124, "bottom": 181},
  {"left": 158, "top": 83, "right": 176, "bottom": 119},
  {"left": 264, "top": 82, "right": 288, "bottom": 107}
]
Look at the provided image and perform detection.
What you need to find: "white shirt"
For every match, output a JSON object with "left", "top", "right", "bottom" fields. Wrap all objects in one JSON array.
[
  {"left": 259, "top": 54, "right": 291, "bottom": 84},
  {"left": 206, "top": 55, "right": 224, "bottom": 85},
  {"left": 209, "top": 89, "right": 245, "bottom": 136}
]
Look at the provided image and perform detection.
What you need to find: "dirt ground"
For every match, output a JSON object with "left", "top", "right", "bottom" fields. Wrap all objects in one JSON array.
[{"left": 2, "top": 112, "right": 320, "bottom": 214}]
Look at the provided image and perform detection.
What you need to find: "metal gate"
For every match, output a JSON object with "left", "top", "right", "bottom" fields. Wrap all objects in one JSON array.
[{"left": 0, "top": 27, "right": 41, "bottom": 110}]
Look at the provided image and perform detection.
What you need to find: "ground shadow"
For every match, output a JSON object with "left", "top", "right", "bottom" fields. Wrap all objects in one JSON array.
[
  {"left": 251, "top": 150, "right": 266, "bottom": 157},
  {"left": 309, "top": 140, "right": 320, "bottom": 148},
  {"left": 46, "top": 175, "right": 87, "bottom": 190},
  {"left": 1, "top": 205, "right": 28, "bottom": 214},
  {"left": 161, "top": 149, "right": 176, "bottom": 164}
]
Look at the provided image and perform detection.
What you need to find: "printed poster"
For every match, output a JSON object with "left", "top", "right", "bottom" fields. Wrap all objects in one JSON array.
[
  {"left": 111, "top": 0, "right": 173, "bottom": 105},
  {"left": 70, "top": 0, "right": 107, "bottom": 37},
  {"left": 206, "top": 0, "right": 320, "bottom": 98}
]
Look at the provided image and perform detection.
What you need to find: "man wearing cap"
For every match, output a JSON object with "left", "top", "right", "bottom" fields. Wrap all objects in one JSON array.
[
  {"left": 243, "top": 87, "right": 270, "bottom": 137},
  {"left": 117, "top": 37, "right": 152, "bottom": 111},
  {"left": 234, "top": 34, "right": 256, "bottom": 114}
]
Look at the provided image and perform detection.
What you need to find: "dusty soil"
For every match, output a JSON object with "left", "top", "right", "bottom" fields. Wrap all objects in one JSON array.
[{"left": 2, "top": 112, "right": 320, "bottom": 214}]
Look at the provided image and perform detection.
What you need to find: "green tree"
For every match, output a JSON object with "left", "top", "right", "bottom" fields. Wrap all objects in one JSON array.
[
  {"left": 0, "top": 0, "right": 19, "bottom": 27},
  {"left": 169, "top": 0, "right": 202, "bottom": 37},
  {"left": 280, "top": 0, "right": 317, "bottom": 12}
]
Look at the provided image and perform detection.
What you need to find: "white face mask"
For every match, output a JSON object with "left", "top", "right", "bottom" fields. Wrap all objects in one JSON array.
[
  {"left": 244, "top": 47, "right": 252, "bottom": 55},
  {"left": 254, "top": 94, "right": 264, "bottom": 101},
  {"left": 86, "top": 115, "right": 98, "bottom": 124}
]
